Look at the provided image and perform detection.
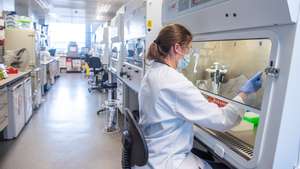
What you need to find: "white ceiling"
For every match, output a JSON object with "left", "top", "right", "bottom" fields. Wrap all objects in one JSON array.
[
  {"left": 16, "top": 0, "right": 126, "bottom": 23},
  {"left": 50, "top": 0, "right": 125, "bottom": 22}
]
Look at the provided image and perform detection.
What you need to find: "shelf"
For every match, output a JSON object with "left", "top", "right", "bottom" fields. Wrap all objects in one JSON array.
[
  {"left": 194, "top": 126, "right": 254, "bottom": 161},
  {"left": 199, "top": 89, "right": 261, "bottom": 114},
  {"left": 111, "top": 57, "right": 119, "bottom": 62},
  {"left": 124, "top": 62, "right": 143, "bottom": 71}
]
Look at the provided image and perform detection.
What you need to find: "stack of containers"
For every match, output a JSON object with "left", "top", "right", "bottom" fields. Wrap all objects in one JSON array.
[{"left": 4, "top": 12, "right": 17, "bottom": 29}]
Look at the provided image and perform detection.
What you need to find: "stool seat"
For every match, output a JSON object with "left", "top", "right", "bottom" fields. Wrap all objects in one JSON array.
[{"left": 102, "top": 82, "right": 117, "bottom": 89}]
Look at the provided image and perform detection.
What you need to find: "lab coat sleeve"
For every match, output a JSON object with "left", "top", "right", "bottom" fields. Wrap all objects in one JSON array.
[{"left": 167, "top": 76, "right": 245, "bottom": 132}]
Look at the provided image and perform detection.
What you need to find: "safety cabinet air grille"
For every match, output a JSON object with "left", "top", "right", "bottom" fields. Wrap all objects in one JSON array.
[{"left": 203, "top": 128, "right": 253, "bottom": 160}]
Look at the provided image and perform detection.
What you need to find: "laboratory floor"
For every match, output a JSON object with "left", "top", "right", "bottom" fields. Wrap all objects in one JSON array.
[{"left": 0, "top": 73, "right": 122, "bottom": 169}]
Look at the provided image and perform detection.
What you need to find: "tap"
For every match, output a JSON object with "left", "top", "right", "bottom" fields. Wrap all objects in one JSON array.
[{"left": 206, "top": 62, "right": 228, "bottom": 94}]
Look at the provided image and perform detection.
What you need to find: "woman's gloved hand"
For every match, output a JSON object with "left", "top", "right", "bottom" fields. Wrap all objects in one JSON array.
[{"left": 240, "top": 72, "right": 263, "bottom": 94}]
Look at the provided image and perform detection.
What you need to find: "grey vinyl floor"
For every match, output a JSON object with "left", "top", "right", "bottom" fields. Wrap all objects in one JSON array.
[{"left": 0, "top": 73, "right": 122, "bottom": 169}]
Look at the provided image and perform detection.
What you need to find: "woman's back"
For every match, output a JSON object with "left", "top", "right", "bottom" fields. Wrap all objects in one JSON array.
[{"left": 138, "top": 62, "right": 195, "bottom": 169}]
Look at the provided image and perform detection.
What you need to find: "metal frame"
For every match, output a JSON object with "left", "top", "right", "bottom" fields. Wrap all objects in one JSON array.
[
  {"left": 161, "top": 0, "right": 300, "bottom": 168},
  {"left": 191, "top": 28, "right": 281, "bottom": 168}
]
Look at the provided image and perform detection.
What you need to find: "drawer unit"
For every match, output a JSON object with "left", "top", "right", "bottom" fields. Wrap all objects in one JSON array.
[
  {"left": 0, "top": 87, "right": 8, "bottom": 132},
  {"left": 5, "top": 80, "right": 25, "bottom": 139}
]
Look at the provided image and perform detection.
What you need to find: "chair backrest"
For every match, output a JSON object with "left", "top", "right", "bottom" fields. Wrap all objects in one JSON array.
[
  {"left": 124, "top": 108, "right": 148, "bottom": 167},
  {"left": 87, "top": 57, "right": 102, "bottom": 70}
]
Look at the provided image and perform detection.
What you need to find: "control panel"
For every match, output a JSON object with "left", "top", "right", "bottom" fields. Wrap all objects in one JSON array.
[
  {"left": 119, "top": 62, "right": 143, "bottom": 93},
  {"left": 116, "top": 79, "right": 124, "bottom": 114}
]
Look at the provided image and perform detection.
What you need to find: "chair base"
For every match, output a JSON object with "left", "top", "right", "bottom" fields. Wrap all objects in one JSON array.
[{"left": 97, "top": 107, "right": 107, "bottom": 115}]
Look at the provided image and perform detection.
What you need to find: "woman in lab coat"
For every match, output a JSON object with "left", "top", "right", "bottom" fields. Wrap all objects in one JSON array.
[{"left": 138, "top": 24, "right": 262, "bottom": 169}]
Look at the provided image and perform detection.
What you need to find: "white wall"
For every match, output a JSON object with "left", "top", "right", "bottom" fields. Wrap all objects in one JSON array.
[{"left": 0, "top": 0, "right": 15, "bottom": 11}]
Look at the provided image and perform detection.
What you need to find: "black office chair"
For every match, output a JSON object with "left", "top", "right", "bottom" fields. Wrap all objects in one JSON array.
[
  {"left": 122, "top": 109, "right": 148, "bottom": 169},
  {"left": 87, "top": 57, "right": 108, "bottom": 92},
  {"left": 120, "top": 109, "right": 229, "bottom": 169}
]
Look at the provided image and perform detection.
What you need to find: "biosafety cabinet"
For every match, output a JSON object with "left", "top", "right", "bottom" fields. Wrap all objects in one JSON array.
[
  {"left": 120, "top": 0, "right": 147, "bottom": 93},
  {"left": 109, "top": 11, "right": 126, "bottom": 114},
  {"left": 118, "top": 0, "right": 148, "bottom": 115},
  {"left": 109, "top": 13, "right": 125, "bottom": 75},
  {"left": 117, "top": 0, "right": 164, "bottom": 114},
  {"left": 5, "top": 29, "right": 42, "bottom": 109},
  {"left": 94, "top": 26, "right": 110, "bottom": 65},
  {"left": 162, "top": 0, "right": 300, "bottom": 169}
]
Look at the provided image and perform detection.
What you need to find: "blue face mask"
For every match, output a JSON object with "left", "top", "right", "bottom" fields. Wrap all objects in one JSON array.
[
  {"left": 177, "top": 55, "right": 190, "bottom": 71},
  {"left": 177, "top": 48, "right": 193, "bottom": 71}
]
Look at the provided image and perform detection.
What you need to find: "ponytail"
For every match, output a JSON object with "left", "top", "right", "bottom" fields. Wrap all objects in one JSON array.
[{"left": 146, "top": 42, "right": 168, "bottom": 60}]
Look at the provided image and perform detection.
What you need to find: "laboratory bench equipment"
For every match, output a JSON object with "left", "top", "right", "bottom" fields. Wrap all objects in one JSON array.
[
  {"left": 24, "top": 77, "right": 32, "bottom": 123},
  {"left": 4, "top": 29, "right": 40, "bottom": 70},
  {"left": 116, "top": 79, "right": 124, "bottom": 114},
  {"left": 109, "top": 12, "right": 125, "bottom": 75},
  {"left": 119, "top": 0, "right": 146, "bottom": 93},
  {"left": 0, "top": 71, "right": 31, "bottom": 136},
  {"left": 162, "top": 0, "right": 300, "bottom": 168},
  {"left": 94, "top": 26, "right": 110, "bottom": 66},
  {"left": 4, "top": 28, "right": 43, "bottom": 109},
  {"left": 65, "top": 56, "right": 83, "bottom": 73},
  {"left": 109, "top": 42, "right": 123, "bottom": 74},
  {"left": 116, "top": 1, "right": 147, "bottom": 133},
  {"left": 109, "top": 0, "right": 163, "bottom": 118},
  {"left": 184, "top": 39, "right": 271, "bottom": 110},
  {"left": 31, "top": 67, "right": 42, "bottom": 109},
  {"left": 109, "top": 11, "right": 125, "bottom": 114},
  {"left": 124, "top": 38, "right": 145, "bottom": 68},
  {"left": 41, "top": 57, "right": 60, "bottom": 93},
  {"left": 118, "top": 0, "right": 164, "bottom": 138},
  {"left": 3, "top": 72, "right": 30, "bottom": 139}
]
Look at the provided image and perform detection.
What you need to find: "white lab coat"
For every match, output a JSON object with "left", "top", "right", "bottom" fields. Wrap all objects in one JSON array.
[{"left": 138, "top": 62, "right": 244, "bottom": 169}]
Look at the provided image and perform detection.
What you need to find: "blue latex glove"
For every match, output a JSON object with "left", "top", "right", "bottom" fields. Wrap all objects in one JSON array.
[{"left": 240, "top": 72, "right": 263, "bottom": 94}]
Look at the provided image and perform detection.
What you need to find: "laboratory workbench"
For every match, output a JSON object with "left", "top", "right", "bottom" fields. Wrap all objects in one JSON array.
[
  {"left": 40, "top": 57, "right": 60, "bottom": 65},
  {"left": 40, "top": 57, "right": 60, "bottom": 94},
  {"left": 65, "top": 57, "right": 84, "bottom": 73},
  {"left": 0, "top": 70, "right": 31, "bottom": 132},
  {"left": 0, "top": 71, "right": 31, "bottom": 88}
]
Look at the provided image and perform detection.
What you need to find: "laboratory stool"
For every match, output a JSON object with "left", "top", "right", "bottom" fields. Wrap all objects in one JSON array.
[
  {"left": 97, "top": 82, "right": 118, "bottom": 115},
  {"left": 86, "top": 57, "right": 108, "bottom": 93},
  {"left": 97, "top": 82, "right": 119, "bottom": 133},
  {"left": 122, "top": 108, "right": 148, "bottom": 169}
]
